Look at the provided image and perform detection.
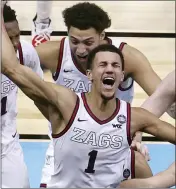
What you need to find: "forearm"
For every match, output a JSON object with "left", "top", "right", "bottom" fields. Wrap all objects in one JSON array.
[
  {"left": 2, "top": 21, "right": 57, "bottom": 106},
  {"left": 142, "top": 71, "right": 175, "bottom": 118},
  {"left": 142, "top": 96, "right": 174, "bottom": 118},
  {"left": 3, "top": 64, "right": 55, "bottom": 105},
  {"left": 120, "top": 168, "right": 175, "bottom": 188}
]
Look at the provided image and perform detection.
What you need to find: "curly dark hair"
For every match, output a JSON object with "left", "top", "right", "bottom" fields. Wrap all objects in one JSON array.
[
  {"left": 87, "top": 44, "right": 124, "bottom": 71},
  {"left": 3, "top": 3, "right": 17, "bottom": 23},
  {"left": 62, "top": 2, "right": 111, "bottom": 33}
]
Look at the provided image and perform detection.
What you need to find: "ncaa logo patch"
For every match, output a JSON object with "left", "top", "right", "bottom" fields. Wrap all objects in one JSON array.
[
  {"left": 117, "top": 114, "right": 126, "bottom": 124},
  {"left": 123, "top": 169, "right": 130, "bottom": 179}
]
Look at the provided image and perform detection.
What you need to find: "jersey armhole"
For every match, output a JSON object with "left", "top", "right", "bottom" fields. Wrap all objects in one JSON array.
[
  {"left": 52, "top": 95, "right": 80, "bottom": 138},
  {"left": 52, "top": 37, "right": 66, "bottom": 81}
]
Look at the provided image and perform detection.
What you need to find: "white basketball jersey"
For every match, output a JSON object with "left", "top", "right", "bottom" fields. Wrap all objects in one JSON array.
[
  {"left": 48, "top": 93, "right": 134, "bottom": 188},
  {"left": 1, "top": 40, "right": 43, "bottom": 155},
  {"left": 48, "top": 37, "right": 134, "bottom": 139}
]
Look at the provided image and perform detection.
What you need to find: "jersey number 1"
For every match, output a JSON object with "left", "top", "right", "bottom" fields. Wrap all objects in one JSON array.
[
  {"left": 85, "top": 150, "right": 98, "bottom": 173},
  {"left": 1, "top": 96, "right": 7, "bottom": 116}
]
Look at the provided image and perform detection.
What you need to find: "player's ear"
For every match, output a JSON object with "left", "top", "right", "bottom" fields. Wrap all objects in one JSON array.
[
  {"left": 121, "top": 71, "right": 125, "bottom": 82},
  {"left": 86, "top": 69, "right": 93, "bottom": 81},
  {"left": 100, "top": 31, "right": 105, "bottom": 40}
]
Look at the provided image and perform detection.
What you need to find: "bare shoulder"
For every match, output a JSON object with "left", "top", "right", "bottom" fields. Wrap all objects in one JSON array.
[
  {"left": 131, "top": 107, "right": 151, "bottom": 128},
  {"left": 132, "top": 106, "right": 160, "bottom": 126},
  {"left": 122, "top": 44, "right": 150, "bottom": 74},
  {"left": 131, "top": 107, "right": 158, "bottom": 135},
  {"left": 35, "top": 40, "right": 62, "bottom": 73},
  {"left": 35, "top": 40, "right": 61, "bottom": 54},
  {"left": 131, "top": 106, "right": 156, "bottom": 119},
  {"left": 131, "top": 107, "right": 147, "bottom": 120}
]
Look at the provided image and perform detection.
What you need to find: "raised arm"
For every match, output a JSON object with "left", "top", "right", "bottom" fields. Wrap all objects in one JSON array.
[
  {"left": 2, "top": 24, "right": 57, "bottom": 106},
  {"left": 142, "top": 70, "right": 175, "bottom": 118},
  {"left": 1, "top": 18, "right": 77, "bottom": 124},
  {"left": 131, "top": 71, "right": 175, "bottom": 155},
  {"left": 131, "top": 107, "right": 176, "bottom": 144}
]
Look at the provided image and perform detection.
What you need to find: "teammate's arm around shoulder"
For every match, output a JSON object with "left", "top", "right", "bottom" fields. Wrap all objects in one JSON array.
[
  {"left": 123, "top": 44, "right": 161, "bottom": 95},
  {"left": 141, "top": 70, "right": 175, "bottom": 118},
  {"left": 131, "top": 107, "right": 176, "bottom": 144},
  {"left": 35, "top": 40, "right": 61, "bottom": 73}
]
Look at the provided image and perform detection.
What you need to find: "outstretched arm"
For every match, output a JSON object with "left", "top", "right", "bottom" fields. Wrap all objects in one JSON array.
[
  {"left": 1, "top": 14, "right": 77, "bottom": 124},
  {"left": 142, "top": 70, "right": 175, "bottom": 118},
  {"left": 120, "top": 162, "right": 175, "bottom": 188},
  {"left": 131, "top": 108, "right": 176, "bottom": 144},
  {"left": 2, "top": 24, "right": 57, "bottom": 106},
  {"left": 131, "top": 71, "right": 175, "bottom": 158}
]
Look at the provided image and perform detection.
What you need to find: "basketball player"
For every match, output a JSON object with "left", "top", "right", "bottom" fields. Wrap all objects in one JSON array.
[
  {"left": 131, "top": 70, "right": 175, "bottom": 149},
  {"left": 120, "top": 161, "right": 175, "bottom": 188},
  {"left": 34, "top": 2, "right": 159, "bottom": 185},
  {"left": 32, "top": 1, "right": 52, "bottom": 47},
  {"left": 2, "top": 20, "right": 175, "bottom": 187},
  {"left": 1, "top": 4, "right": 43, "bottom": 188}
]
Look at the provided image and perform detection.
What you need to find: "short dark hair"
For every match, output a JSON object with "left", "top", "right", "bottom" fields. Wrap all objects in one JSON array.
[
  {"left": 62, "top": 2, "right": 111, "bottom": 33},
  {"left": 3, "top": 4, "right": 17, "bottom": 23},
  {"left": 87, "top": 44, "right": 124, "bottom": 71}
]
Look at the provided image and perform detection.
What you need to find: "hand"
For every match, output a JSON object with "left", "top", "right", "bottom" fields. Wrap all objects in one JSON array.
[{"left": 131, "top": 132, "right": 150, "bottom": 161}]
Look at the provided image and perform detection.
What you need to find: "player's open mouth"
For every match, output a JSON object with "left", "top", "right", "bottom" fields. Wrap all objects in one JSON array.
[
  {"left": 77, "top": 55, "right": 88, "bottom": 61},
  {"left": 102, "top": 77, "right": 115, "bottom": 89}
]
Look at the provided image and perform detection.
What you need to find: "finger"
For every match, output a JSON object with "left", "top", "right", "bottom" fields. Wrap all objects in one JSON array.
[
  {"left": 141, "top": 144, "right": 150, "bottom": 161},
  {"left": 144, "top": 145, "right": 151, "bottom": 161},
  {"left": 131, "top": 140, "right": 136, "bottom": 148}
]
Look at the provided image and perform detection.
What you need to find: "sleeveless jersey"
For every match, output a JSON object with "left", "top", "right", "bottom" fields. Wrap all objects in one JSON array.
[
  {"left": 1, "top": 40, "right": 43, "bottom": 156},
  {"left": 47, "top": 37, "right": 134, "bottom": 139},
  {"left": 48, "top": 93, "right": 134, "bottom": 188}
]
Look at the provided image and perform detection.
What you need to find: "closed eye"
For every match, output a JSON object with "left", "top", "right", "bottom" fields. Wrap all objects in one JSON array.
[
  {"left": 71, "top": 40, "right": 79, "bottom": 45},
  {"left": 99, "top": 62, "right": 107, "bottom": 67},
  {"left": 112, "top": 62, "right": 121, "bottom": 68},
  {"left": 84, "top": 41, "right": 94, "bottom": 46}
]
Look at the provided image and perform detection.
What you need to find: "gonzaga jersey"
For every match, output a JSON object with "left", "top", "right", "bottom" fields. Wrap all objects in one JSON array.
[
  {"left": 48, "top": 93, "right": 135, "bottom": 188},
  {"left": 1, "top": 40, "right": 43, "bottom": 155},
  {"left": 53, "top": 37, "right": 134, "bottom": 102}
]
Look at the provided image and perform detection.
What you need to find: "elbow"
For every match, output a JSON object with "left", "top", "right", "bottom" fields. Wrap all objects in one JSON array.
[{"left": 2, "top": 66, "right": 17, "bottom": 79}]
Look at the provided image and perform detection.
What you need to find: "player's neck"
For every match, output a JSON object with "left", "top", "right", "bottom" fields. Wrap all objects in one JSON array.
[{"left": 85, "top": 91, "right": 116, "bottom": 120}]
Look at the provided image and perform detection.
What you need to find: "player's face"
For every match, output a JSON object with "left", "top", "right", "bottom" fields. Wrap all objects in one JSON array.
[
  {"left": 4, "top": 21, "right": 20, "bottom": 52},
  {"left": 87, "top": 51, "right": 124, "bottom": 100},
  {"left": 68, "top": 27, "right": 104, "bottom": 65}
]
